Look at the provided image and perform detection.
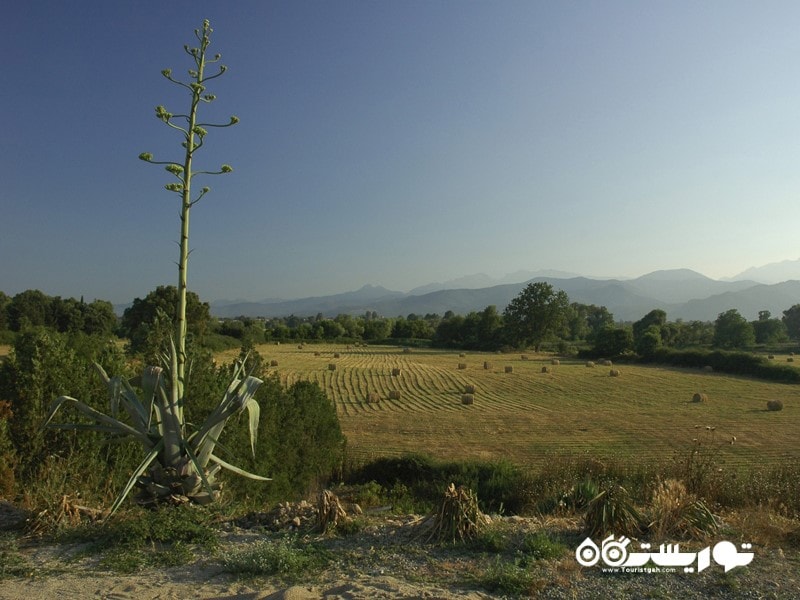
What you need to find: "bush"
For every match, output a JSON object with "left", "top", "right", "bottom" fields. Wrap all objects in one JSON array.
[
  {"left": 643, "top": 348, "right": 800, "bottom": 383},
  {"left": 221, "top": 536, "right": 330, "bottom": 579},
  {"left": 219, "top": 376, "right": 346, "bottom": 504},
  {"left": 345, "top": 454, "right": 533, "bottom": 515},
  {"left": 0, "top": 329, "right": 130, "bottom": 483}
]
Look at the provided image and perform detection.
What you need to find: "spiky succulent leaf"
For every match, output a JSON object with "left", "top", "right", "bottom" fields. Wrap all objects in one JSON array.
[
  {"left": 208, "top": 453, "right": 271, "bottom": 481},
  {"left": 109, "top": 439, "right": 164, "bottom": 516},
  {"left": 194, "top": 375, "right": 263, "bottom": 467},
  {"left": 43, "top": 396, "right": 152, "bottom": 448}
]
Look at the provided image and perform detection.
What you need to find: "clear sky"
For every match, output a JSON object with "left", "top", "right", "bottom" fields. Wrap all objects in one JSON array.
[{"left": 3, "top": 1, "right": 800, "bottom": 304}]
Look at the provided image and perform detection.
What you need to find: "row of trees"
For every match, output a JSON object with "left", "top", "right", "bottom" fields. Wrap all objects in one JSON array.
[
  {"left": 0, "top": 290, "right": 117, "bottom": 337},
  {"left": 5, "top": 284, "right": 800, "bottom": 358}
]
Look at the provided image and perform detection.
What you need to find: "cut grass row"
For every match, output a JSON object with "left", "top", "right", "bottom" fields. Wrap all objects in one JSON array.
[{"left": 220, "top": 344, "right": 800, "bottom": 469}]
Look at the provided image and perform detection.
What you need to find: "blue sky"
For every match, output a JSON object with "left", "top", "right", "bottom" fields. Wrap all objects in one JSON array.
[{"left": 3, "top": 1, "right": 800, "bottom": 304}]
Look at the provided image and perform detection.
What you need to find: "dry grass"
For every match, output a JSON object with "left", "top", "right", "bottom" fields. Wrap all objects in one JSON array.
[{"left": 218, "top": 344, "right": 800, "bottom": 469}]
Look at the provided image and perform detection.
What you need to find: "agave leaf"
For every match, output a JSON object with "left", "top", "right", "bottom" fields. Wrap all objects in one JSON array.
[
  {"left": 113, "top": 376, "right": 151, "bottom": 433},
  {"left": 183, "top": 443, "right": 217, "bottom": 497},
  {"left": 140, "top": 366, "right": 164, "bottom": 431},
  {"left": 194, "top": 375, "right": 262, "bottom": 467},
  {"left": 108, "top": 438, "right": 164, "bottom": 516},
  {"left": 43, "top": 396, "right": 152, "bottom": 448},
  {"left": 245, "top": 397, "right": 260, "bottom": 458},
  {"left": 208, "top": 453, "right": 271, "bottom": 481},
  {"left": 149, "top": 370, "right": 182, "bottom": 467}
]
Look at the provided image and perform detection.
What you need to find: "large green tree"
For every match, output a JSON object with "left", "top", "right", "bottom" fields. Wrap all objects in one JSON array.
[
  {"left": 782, "top": 304, "right": 800, "bottom": 341},
  {"left": 752, "top": 310, "right": 788, "bottom": 345},
  {"left": 503, "top": 282, "right": 570, "bottom": 350},
  {"left": 592, "top": 326, "right": 633, "bottom": 357},
  {"left": 633, "top": 309, "right": 667, "bottom": 343},
  {"left": 713, "top": 309, "right": 755, "bottom": 349},
  {"left": 121, "top": 285, "right": 211, "bottom": 355}
]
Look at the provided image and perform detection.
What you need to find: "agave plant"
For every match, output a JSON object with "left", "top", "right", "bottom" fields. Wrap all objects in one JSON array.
[
  {"left": 43, "top": 343, "right": 268, "bottom": 515},
  {"left": 42, "top": 21, "right": 268, "bottom": 515}
]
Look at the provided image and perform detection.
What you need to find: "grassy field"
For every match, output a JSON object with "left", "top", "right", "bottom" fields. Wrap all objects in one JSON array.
[{"left": 227, "top": 344, "right": 797, "bottom": 469}]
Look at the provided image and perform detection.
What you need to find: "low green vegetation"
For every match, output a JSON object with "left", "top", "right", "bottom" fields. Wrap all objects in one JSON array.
[
  {"left": 56, "top": 504, "right": 218, "bottom": 573},
  {"left": 220, "top": 536, "right": 330, "bottom": 579}
]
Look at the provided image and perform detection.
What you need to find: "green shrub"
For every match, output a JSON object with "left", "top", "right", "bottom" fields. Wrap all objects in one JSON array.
[
  {"left": 220, "top": 376, "right": 346, "bottom": 504},
  {"left": 56, "top": 504, "right": 218, "bottom": 573},
  {"left": 521, "top": 531, "right": 568, "bottom": 560},
  {"left": 480, "top": 557, "right": 536, "bottom": 596},
  {"left": 221, "top": 536, "right": 330, "bottom": 579},
  {"left": 644, "top": 348, "right": 800, "bottom": 382},
  {"left": 0, "top": 533, "right": 29, "bottom": 579},
  {"left": 345, "top": 454, "right": 533, "bottom": 515}
]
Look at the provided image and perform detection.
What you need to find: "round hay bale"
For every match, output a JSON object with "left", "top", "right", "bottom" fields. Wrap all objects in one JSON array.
[
  {"left": 270, "top": 359, "right": 279, "bottom": 367},
  {"left": 334, "top": 353, "right": 341, "bottom": 359},
  {"left": 551, "top": 359, "right": 560, "bottom": 366},
  {"left": 483, "top": 361, "right": 492, "bottom": 370},
  {"left": 791, "top": 352, "right": 795, "bottom": 356},
  {"left": 768, "top": 354, "right": 775, "bottom": 359},
  {"left": 767, "top": 399, "right": 784, "bottom": 411},
  {"left": 601, "top": 359, "right": 613, "bottom": 367},
  {"left": 403, "top": 347, "right": 412, "bottom": 354},
  {"left": 463, "top": 384, "right": 476, "bottom": 394},
  {"left": 391, "top": 368, "right": 401, "bottom": 376},
  {"left": 314, "top": 352, "right": 321, "bottom": 357},
  {"left": 328, "top": 363, "right": 337, "bottom": 371},
  {"left": 459, "top": 353, "right": 466, "bottom": 358},
  {"left": 388, "top": 390, "right": 401, "bottom": 400},
  {"left": 298, "top": 344, "right": 304, "bottom": 349},
  {"left": 585, "top": 361, "right": 595, "bottom": 368},
  {"left": 788, "top": 357, "right": 795, "bottom": 363},
  {"left": 692, "top": 392, "right": 708, "bottom": 403},
  {"left": 520, "top": 355, "right": 529, "bottom": 360},
  {"left": 367, "top": 392, "right": 380, "bottom": 404},
  {"left": 457, "top": 363, "right": 467, "bottom": 370},
  {"left": 461, "top": 394, "right": 474, "bottom": 405},
  {"left": 609, "top": 369, "right": 621, "bottom": 377},
  {"left": 703, "top": 365, "right": 714, "bottom": 372},
  {"left": 541, "top": 366, "right": 551, "bottom": 374},
  {"left": 504, "top": 366, "right": 513, "bottom": 373}
]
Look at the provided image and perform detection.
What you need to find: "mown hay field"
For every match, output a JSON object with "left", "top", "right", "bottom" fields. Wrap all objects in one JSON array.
[{"left": 222, "top": 344, "right": 800, "bottom": 469}]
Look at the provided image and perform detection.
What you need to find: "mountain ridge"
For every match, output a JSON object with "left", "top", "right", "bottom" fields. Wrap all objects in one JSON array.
[{"left": 209, "top": 268, "right": 799, "bottom": 322}]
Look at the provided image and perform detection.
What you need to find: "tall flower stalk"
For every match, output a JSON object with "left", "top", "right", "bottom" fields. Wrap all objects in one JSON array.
[
  {"left": 44, "top": 21, "right": 267, "bottom": 515},
  {"left": 138, "top": 19, "right": 238, "bottom": 408}
]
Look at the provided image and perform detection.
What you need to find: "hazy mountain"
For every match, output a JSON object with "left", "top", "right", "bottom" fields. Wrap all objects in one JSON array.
[
  {"left": 729, "top": 258, "right": 800, "bottom": 284},
  {"left": 211, "top": 284, "right": 403, "bottom": 318},
  {"left": 625, "top": 269, "right": 758, "bottom": 304},
  {"left": 209, "top": 269, "right": 800, "bottom": 322},
  {"left": 672, "top": 280, "right": 800, "bottom": 321},
  {"left": 408, "top": 269, "right": 581, "bottom": 295}
]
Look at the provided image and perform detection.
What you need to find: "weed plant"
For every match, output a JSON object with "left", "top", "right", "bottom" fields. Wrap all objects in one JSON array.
[
  {"left": 520, "top": 531, "right": 568, "bottom": 561},
  {"left": 220, "top": 536, "right": 330, "bottom": 580},
  {"left": 479, "top": 556, "right": 536, "bottom": 597},
  {"left": 55, "top": 504, "right": 218, "bottom": 573},
  {"left": 0, "top": 533, "right": 30, "bottom": 579}
]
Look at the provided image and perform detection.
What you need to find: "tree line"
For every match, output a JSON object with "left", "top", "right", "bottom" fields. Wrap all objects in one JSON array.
[{"left": 3, "top": 283, "right": 800, "bottom": 357}]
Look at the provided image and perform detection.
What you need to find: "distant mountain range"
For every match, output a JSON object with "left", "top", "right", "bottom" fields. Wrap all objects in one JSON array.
[{"left": 210, "top": 266, "right": 800, "bottom": 323}]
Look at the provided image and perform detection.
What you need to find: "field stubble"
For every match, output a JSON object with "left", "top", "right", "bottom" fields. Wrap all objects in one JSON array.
[{"left": 225, "top": 344, "right": 799, "bottom": 470}]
